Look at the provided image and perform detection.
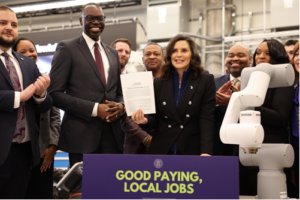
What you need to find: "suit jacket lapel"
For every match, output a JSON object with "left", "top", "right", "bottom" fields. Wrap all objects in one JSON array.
[
  {"left": 177, "top": 76, "right": 200, "bottom": 118},
  {"left": 13, "top": 51, "right": 29, "bottom": 88},
  {"left": 101, "top": 42, "right": 114, "bottom": 90},
  {"left": 0, "top": 57, "right": 14, "bottom": 89},
  {"left": 224, "top": 74, "right": 230, "bottom": 83},
  {"left": 77, "top": 36, "right": 105, "bottom": 87},
  {"left": 164, "top": 78, "right": 182, "bottom": 124}
]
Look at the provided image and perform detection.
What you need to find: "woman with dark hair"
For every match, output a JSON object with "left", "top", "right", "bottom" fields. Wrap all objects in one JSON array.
[
  {"left": 240, "top": 39, "right": 295, "bottom": 196},
  {"left": 132, "top": 34, "right": 215, "bottom": 156},
  {"left": 290, "top": 41, "right": 299, "bottom": 196},
  {"left": 13, "top": 38, "right": 61, "bottom": 199},
  {"left": 252, "top": 39, "right": 294, "bottom": 143},
  {"left": 253, "top": 38, "right": 290, "bottom": 66},
  {"left": 12, "top": 37, "right": 38, "bottom": 62}
]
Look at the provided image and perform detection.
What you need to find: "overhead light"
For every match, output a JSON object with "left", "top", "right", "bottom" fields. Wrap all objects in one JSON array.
[{"left": 11, "top": 0, "right": 116, "bottom": 13}]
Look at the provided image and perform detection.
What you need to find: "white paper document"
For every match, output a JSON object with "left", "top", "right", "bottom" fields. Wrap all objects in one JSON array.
[{"left": 120, "top": 72, "right": 156, "bottom": 116}]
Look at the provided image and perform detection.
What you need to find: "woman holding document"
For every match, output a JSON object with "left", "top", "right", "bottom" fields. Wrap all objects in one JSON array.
[{"left": 132, "top": 34, "right": 215, "bottom": 155}]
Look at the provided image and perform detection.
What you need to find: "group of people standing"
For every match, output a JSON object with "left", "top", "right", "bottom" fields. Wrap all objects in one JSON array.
[{"left": 0, "top": 2, "right": 298, "bottom": 199}]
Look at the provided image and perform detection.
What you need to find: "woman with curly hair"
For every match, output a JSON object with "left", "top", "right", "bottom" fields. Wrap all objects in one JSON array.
[{"left": 132, "top": 34, "right": 215, "bottom": 156}]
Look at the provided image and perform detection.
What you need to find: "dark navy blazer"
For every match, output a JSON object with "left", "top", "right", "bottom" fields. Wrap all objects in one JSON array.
[{"left": 0, "top": 51, "right": 52, "bottom": 166}]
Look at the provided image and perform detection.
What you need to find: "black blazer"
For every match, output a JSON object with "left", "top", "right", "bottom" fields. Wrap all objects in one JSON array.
[
  {"left": 0, "top": 51, "right": 52, "bottom": 166},
  {"left": 256, "top": 86, "right": 294, "bottom": 143},
  {"left": 49, "top": 35, "right": 124, "bottom": 153},
  {"left": 147, "top": 72, "right": 216, "bottom": 155},
  {"left": 213, "top": 74, "right": 235, "bottom": 155}
]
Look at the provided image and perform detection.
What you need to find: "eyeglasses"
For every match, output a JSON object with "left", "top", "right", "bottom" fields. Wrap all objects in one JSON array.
[{"left": 83, "top": 15, "right": 106, "bottom": 23}]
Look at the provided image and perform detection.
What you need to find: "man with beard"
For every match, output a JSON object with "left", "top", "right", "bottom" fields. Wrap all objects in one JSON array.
[
  {"left": 143, "top": 42, "right": 164, "bottom": 78},
  {"left": 0, "top": 6, "right": 52, "bottom": 198},
  {"left": 111, "top": 38, "right": 131, "bottom": 74},
  {"left": 213, "top": 44, "right": 252, "bottom": 156},
  {"left": 49, "top": 3, "right": 125, "bottom": 167}
]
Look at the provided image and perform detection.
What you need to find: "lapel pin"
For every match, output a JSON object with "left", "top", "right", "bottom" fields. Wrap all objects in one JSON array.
[
  {"left": 107, "top": 49, "right": 110, "bottom": 52},
  {"left": 190, "top": 86, "right": 193, "bottom": 89},
  {"left": 20, "top": 57, "right": 24, "bottom": 60}
]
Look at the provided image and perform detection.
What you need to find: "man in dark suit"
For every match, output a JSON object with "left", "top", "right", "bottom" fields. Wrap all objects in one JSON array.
[
  {"left": 49, "top": 3, "right": 125, "bottom": 166},
  {"left": 213, "top": 44, "right": 252, "bottom": 155},
  {"left": 143, "top": 42, "right": 164, "bottom": 78},
  {"left": 0, "top": 6, "right": 52, "bottom": 198}
]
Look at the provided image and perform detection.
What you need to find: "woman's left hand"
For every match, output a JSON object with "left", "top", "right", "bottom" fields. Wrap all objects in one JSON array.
[
  {"left": 40, "top": 145, "right": 57, "bottom": 172},
  {"left": 200, "top": 153, "right": 211, "bottom": 156}
]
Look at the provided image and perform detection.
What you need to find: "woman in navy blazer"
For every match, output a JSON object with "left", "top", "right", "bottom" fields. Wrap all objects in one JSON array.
[{"left": 132, "top": 34, "right": 215, "bottom": 156}]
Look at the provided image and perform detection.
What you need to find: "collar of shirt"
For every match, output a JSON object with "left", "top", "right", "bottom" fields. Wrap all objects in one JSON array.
[
  {"left": 230, "top": 74, "right": 241, "bottom": 82},
  {"left": 82, "top": 32, "right": 103, "bottom": 52},
  {"left": 0, "top": 48, "right": 14, "bottom": 59}
]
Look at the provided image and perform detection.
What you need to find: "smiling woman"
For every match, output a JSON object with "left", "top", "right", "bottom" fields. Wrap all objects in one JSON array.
[
  {"left": 132, "top": 34, "right": 216, "bottom": 156},
  {"left": 240, "top": 39, "right": 295, "bottom": 196},
  {"left": 12, "top": 38, "right": 37, "bottom": 62},
  {"left": 252, "top": 39, "right": 293, "bottom": 143}
]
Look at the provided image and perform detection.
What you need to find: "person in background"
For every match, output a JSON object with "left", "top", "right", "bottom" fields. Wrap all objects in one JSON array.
[
  {"left": 12, "top": 37, "right": 61, "bottom": 199},
  {"left": 284, "top": 39, "right": 298, "bottom": 61},
  {"left": 214, "top": 44, "right": 252, "bottom": 156},
  {"left": 110, "top": 38, "right": 131, "bottom": 74},
  {"left": 240, "top": 38, "right": 294, "bottom": 196},
  {"left": 0, "top": 6, "right": 52, "bottom": 198},
  {"left": 132, "top": 34, "right": 215, "bottom": 156},
  {"left": 120, "top": 42, "right": 164, "bottom": 154},
  {"left": 289, "top": 41, "right": 299, "bottom": 198},
  {"left": 142, "top": 42, "right": 164, "bottom": 78}
]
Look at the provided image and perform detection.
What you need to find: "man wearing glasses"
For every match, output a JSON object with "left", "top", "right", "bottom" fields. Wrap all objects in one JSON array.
[{"left": 49, "top": 3, "right": 125, "bottom": 166}]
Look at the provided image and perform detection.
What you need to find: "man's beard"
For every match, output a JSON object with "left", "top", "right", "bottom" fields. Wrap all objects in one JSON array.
[
  {"left": 0, "top": 35, "right": 16, "bottom": 49},
  {"left": 120, "top": 61, "right": 128, "bottom": 69}
]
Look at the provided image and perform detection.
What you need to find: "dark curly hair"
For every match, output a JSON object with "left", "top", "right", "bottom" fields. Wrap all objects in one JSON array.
[
  {"left": 160, "top": 34, "right": 204, "bottom": 80},
  {"left": 253, "top": 39, "right": 290, "bottom": 66}
]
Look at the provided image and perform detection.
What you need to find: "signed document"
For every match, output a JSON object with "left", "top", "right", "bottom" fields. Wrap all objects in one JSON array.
[{"left": 120, "top": 72, "right": 156, "bottom": 116}]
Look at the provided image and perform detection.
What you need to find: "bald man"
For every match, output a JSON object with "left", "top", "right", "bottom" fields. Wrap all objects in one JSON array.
[{"left": 213, "top": 44, "right": 252, "bottom": 156}]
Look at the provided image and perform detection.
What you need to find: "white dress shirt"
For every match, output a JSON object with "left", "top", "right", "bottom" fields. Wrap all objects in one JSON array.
[
  {"left": 82, "top": 32, "right": 110, "bottom": 117},
  {"left": 0, "top": 48, "right": 46, "bottom": 143}
]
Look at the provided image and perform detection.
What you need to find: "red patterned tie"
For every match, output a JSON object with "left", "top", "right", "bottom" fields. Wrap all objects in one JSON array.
[
  {"left": 94, "top": 43, "right": 106, "bottom": 88},
  {"left": 2, "top": 52, "right": 25, "bottom": 143}
]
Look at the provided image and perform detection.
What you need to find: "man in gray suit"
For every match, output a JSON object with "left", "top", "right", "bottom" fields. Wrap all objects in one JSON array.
[{"left": 49, "top": 3, "right": 125, "bottom": 166}]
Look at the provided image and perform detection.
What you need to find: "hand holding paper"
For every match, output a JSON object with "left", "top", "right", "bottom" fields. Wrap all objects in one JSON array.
[{"left": 132, "top": 109, "right": 148, "bottom": 124}]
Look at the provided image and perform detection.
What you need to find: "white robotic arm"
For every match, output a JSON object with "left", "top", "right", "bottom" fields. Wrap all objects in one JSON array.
[{"left": 220, "top": 63, "right": 295, "bottom": 153}]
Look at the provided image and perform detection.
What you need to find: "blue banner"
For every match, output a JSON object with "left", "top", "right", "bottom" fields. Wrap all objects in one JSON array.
[{"left": 82, "top": 154, "right": 239, "bottom": 199}]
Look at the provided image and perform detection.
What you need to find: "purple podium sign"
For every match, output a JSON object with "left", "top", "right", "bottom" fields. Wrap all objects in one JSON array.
[{"left": 82, "top": 155, "right": 239, "bottom": 199}]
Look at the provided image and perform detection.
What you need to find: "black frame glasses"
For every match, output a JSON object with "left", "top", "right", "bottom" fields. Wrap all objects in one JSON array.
[{"left": 83, "top": 15, "right": 106, "bottom": 23}]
